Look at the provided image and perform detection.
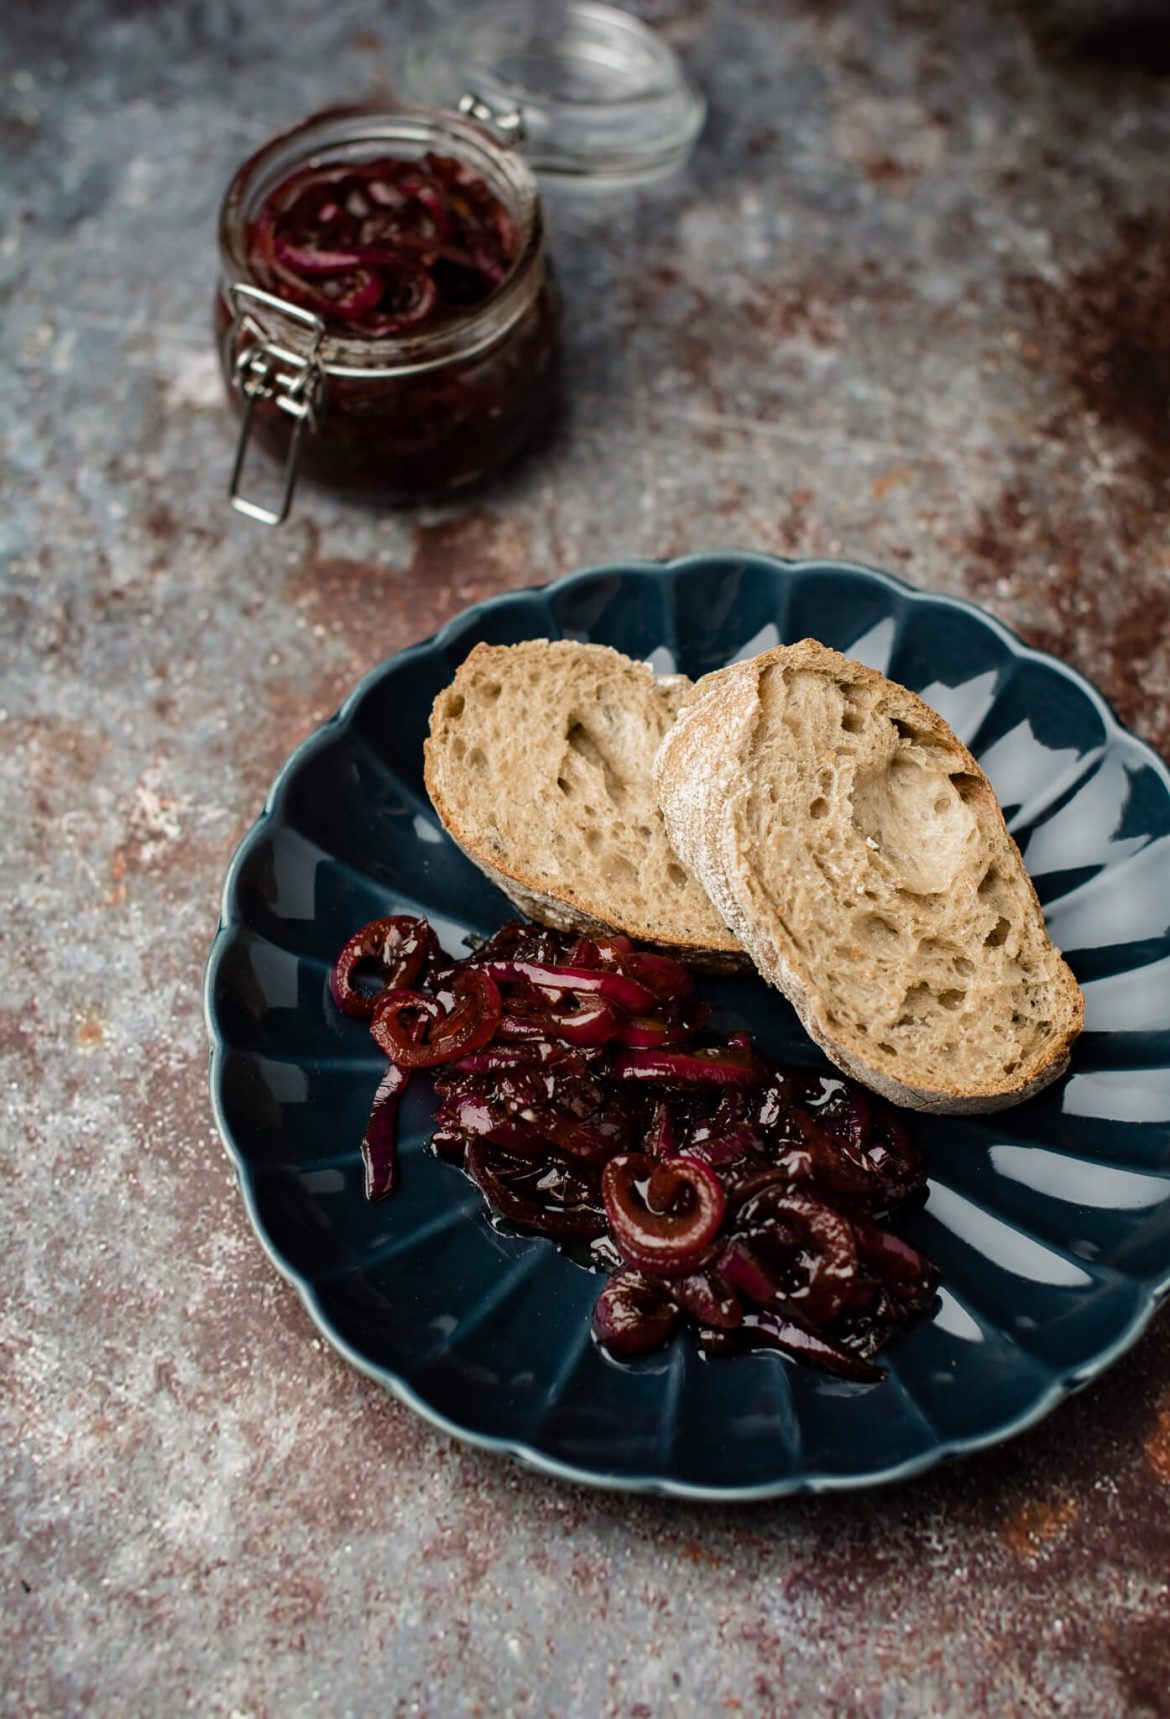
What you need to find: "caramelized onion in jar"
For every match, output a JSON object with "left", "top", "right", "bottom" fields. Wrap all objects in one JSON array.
[{"left": 215, "top": 106, "right": 559, "bottom": 516}]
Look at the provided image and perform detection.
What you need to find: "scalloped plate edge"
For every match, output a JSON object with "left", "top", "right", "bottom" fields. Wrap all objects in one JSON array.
[{"left": 204, "top": 551, "right": 1170, "bottom": 1500}]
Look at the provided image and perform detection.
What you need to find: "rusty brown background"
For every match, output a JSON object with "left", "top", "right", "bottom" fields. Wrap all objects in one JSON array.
[{"left": 3, "top": 1, "right": 1169, "bottom": 1714}]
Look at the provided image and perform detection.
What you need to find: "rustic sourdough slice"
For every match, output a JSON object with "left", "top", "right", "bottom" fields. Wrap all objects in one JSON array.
[
  {"left": 654, "top": 639, "right": 1083, "bottom": 1113},
  {"left": 424, "top": 640, "right": 745, "bottom": 968}
]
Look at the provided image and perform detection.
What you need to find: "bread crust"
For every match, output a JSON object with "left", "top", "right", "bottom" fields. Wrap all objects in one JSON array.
[
  {"left": 654, "top": 640, "right": 1084, "bottom": 1114},
  {"left": 424, "top": 640, "right": 748, "bottom": 969}
]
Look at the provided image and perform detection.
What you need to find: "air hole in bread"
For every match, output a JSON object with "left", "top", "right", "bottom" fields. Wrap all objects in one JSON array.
[
  {"left": 638, "top": 825, "right": 652, "bottom": 841},
  {"left": 852, "top": 751, "right": 973, "bottom": 895},
  {"left": 484, "top": 682, "right": 502, "bottom": 701},
  {"left": 892, "top": 716, "right": 927, "bottom": 744},
  {"left": 978, "top": 866, "right": 1002, "bottom": 898},
  {"left": 985, "top": 916, "right": 1010, "bottom": 948},
  {"left": 810, "top": 796, "right": 829, "bottom": 819},
  {"left": 939, "top": 988, "right": 966, "bottom": 1011},
  {"left": 468, "top": 746, "right": 486, "bottom": 772},
  {"left": 954, "top": 955, "right": 975, "bottom": 976},
  {"left": 951, "top": 772, "right": 982, "bottom": 803},
  {"left": 667, "top": 862, "right": 688, "bottom": 888},
  {"left": 556, "top": 776, "right": 570, "bottom": 795},
  {"left": 604, "top": 853, "right": 636, "bottom": 885},
  {"left": 878, "top": 1041, "right": 896, "bottom": 1056},
  {"left": 451, "top": 737, "right": 466, "bottom": 761},
  {"left": 446, "top": 692, "right": 465, "bottom": 719},
  {"left": 1002, "top": 1059, "right": 1019, "bottom": 1075},
  {"left": 584, "top": 828, "right": 602, "bottom": 854},
  {"left": 898, "top": 981, "right": 935, "bottom": 1022},
  {"left": 933, "top": 796, "right": 949, "bottom": 816},
  {"left": 858, "top": 912, "right": 898, "bottom": 946},
  {"left": 567, "top": 720, "right": 627, "bottom": 804}
]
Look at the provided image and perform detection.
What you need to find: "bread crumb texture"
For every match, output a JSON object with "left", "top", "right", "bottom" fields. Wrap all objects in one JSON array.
[
  {"left": 657, "top": 639, "right": 1083, "bottom": 1110},
  {"left": 746, "top": 649, "right": 1081, "bottom": 1094},
  {"left": 425, "top": 640, "right": 740, "bottom": 954}
]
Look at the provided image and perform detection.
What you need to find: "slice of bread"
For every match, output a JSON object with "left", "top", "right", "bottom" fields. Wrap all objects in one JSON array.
[
  {"left": 654, "top": 639, "right": 1083, "bottom": 1113},
  {"left": 424, "top": 640, "right": 746, "bottom": 968}
]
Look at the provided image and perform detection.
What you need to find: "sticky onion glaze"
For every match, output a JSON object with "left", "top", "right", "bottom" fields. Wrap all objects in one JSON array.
[{"left": 333, "top": 915, "right": 939, "bottom": 1381}]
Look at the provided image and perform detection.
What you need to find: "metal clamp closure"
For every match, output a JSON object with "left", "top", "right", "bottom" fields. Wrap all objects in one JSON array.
[
  {"left": 458, "top": 89, "right": 526, "bottom": 146},
  {"left": 227, "top": 283, "right": 326, "bottom": 526}
]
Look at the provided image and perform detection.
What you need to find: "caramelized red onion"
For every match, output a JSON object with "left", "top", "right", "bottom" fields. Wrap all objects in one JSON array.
[
  {"left": 465, "top": 1140, "right": 606, "bottom": 1241},
  {"left": 593, "top": 1271, "right": 680, "bottom": 1358},
  {"left": 330, "top": 913, "right": 437, "bottom": 1018},
  {"left": 360, "top": 1063, "right": 411, "bottom": 1200},
  {"left": 249, "top": 152, "right": 520, "bottom": 337},
  {"left": 481, "top": 958, "right": 659, "bottom": 1013},
  {"left": 369, "top": 968, "right": 500, "bottom": 1066},
  {"left": 601, "top": 1153, "right": 726, "bottom": 1275},
  {"left": 333, "top": 914, "right": 939, "bottom": 1381},
  {"left": 614, "top": 1046, "right": 763, "bottom": 1086},
  {"left": 699, "top": 1309, "right": 887, "bottom": 1383},
  {"left": 497, "top": 992, "right": 621, "bottom": 1046}
]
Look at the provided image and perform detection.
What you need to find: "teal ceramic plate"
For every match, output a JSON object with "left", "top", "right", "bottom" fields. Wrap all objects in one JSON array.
[{"left": 205, "top": 553, "right": 1170, "bottom": 1497}]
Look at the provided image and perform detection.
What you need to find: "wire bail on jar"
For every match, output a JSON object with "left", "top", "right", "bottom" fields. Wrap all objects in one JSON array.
[{"left": 227, "top": 283, "right": 326, "bottom": 525}]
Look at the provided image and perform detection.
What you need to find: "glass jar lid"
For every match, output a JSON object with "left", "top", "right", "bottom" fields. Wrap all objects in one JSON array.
[{"left": 403, "top": 1, "right": 705, "bottom": 188}]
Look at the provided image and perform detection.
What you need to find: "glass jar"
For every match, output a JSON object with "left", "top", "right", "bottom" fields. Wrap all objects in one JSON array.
[
  {"left": 216, "top": 104, "right": 559, "bottom": 523},
  {"left": 215, "top": 1, "right": 704, "bottom": 523}
]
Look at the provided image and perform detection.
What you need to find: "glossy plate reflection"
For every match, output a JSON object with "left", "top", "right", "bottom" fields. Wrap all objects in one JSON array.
[{"left": 205, "top": 553, "right": 1170, "bottom": 1497}]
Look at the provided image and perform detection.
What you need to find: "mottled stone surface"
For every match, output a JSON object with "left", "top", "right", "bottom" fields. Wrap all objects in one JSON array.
[{"left": 3, "top": 1, "right": 1170, "bottom": 1714}]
